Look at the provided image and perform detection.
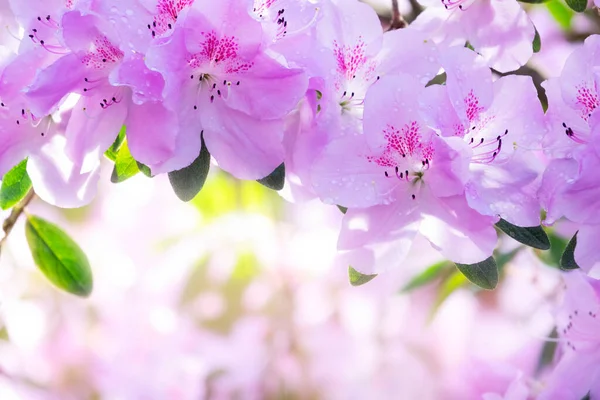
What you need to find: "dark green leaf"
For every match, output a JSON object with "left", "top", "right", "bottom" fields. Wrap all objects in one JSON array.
[
  {"left": 560, "top": 232, "right": 580, "bottom": 270},
  {"left": 565, "top": 0, "right": 586, "bottom": 12},
  {"left": 0, "top": 159, "right": 32, "bottom": 210},
  {"left": 425, "top": 72, "right": 447, "bottom": 87},
  {"left": 348, "top": 266, "right": 377, "bottom": 286},
  {"left": 168, "top": 135, "right": 211, "bottom": 201},
  {"left": 104, "top": 126, "right": 127, "bottom": 162},
  {"left": 455, "top": 256, "right": 498, "bottom": 290},
  {"left": 533, "top": 27, "right": 542, "bottom": 53},
  {"left": 496, "top": 218, "right": 550, "bottom": 250},
  {"left": 337, "top": 205, "right": 348, "bottom": 214},
  {"left": 401, "top": 261, "right": 452, "bottom": 293},
  {"left": 136, "top": 162, "right": 153, "bottom": 178},
  {"left": 518, "top": 0, "right": 548, "bottom": 3},
  {"left": 110, "top": 141, "right": 140, "bottom": 183},
  {"left": 257, "top": 163, "right": 285, "bottom": 191},
  {"left": 25, "top": 215, "right": 93, "bottom": 297}
]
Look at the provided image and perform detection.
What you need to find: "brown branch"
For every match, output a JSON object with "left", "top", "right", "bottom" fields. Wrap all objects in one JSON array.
[
  {"left": 389, "top": 0, "right": 407, "bottom": 29},
  {"left": 0, "top": 190, "right": 35, "bottom": 249}
]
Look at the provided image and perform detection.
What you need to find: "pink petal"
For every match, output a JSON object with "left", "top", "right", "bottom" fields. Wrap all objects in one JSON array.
[
  {"left": 27, "top": 135, "right": 100, "bottom": 208},
  {"left": 420, "top": 190, "right": 497, "bottom": 264},
  {"left": 310, "top": 133, "right": 400, "bottom": 208},
  {"left": 223, "top": 52, "right": 308, "bottom": 120},
  {"left": 337, "top": 197, "right": 421, "bottom": 274},
  {"left": 202, "top": 105, "right": 285, "bottom": 180},
  {"left": 64, "top": 86, "right": 128, "bottom": 166},
  {"left": 25, "top": 53, "right": 88, "bottom": 116},
  {"left": 461, "top": 0, "right": 535, "bottom": 73},
  {"left": 575, "top": 225, "right": 600, "bottom": 273}
]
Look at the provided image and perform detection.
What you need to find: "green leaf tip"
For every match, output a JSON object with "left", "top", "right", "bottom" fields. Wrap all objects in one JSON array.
[
  {"left": 168, "top": 134, "right": 211, "bottom": 202},
  {"left": 348, "top": 266, "right": 378, "bottom": 286},
  {"left": 257, "top": 163, "right": 285, "bottom": 191},
  {"left": 455, "top": 256, "right": 498, "bottom": 290},
  {"left": 560, "top": 232, "right": 580, "bottom": 270},
  {"left": 495, "top": 218, "right": 550, "bottom": 250}
]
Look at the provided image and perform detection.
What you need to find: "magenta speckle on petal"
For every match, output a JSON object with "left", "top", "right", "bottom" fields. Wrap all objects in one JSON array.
[
  {"left": 150, "top": 0, "right": 194, "bottom": 37},
  {"left": 575, "top": 83, "right": 600, "bottom": 120},
  {"left": 81, "top": 36, "right": 124, "bottom": 69},
  {"left": 188, "top": 31, "right": 253, "bottom": 74},
  {"left": 464, "top": 89, "right": 484, "bottom": 122},
  {"left": 368, "top": 122, "right": 434, "bottom": 168}
]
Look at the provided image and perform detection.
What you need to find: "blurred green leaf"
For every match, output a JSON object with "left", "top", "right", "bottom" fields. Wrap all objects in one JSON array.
[
  {"left": 110, "top": 141, "right": 140, "bottom": 183},
  {"left": 560, "top": 232, "right": 580, "bottom": 270},
  {"left": 536, "top": 327, "right": 558, "bottom": 373},
  {"left": 0, "top": 159, "right": 31, "bottom": 210},
  {"left": 564, "top": 0, "right": 586, "bottom": 12},
  {"left": 401, "top": 261, "right": 452, "bottom": 293},
  {"left": 257, "top": 163, "right": 285, "bottom": 191},
  {"left": 104, "top": 126, "right": 127, "bottom": 162},
  {"left": 518, "top": 0, "right": 549, "bottom": 3},
  {"left": 25, "top": 215, "right": 93, "bottom": 297},
  {"left": 169, "top": 135, "right": 210, "bottom": 201},
  {"left": 349, "top": 266, "right": 377, "bottom": 286},
  {"left": 533, "top": 27, "right": 542, "bottom": 53},
  {"left": 495, "top": 247, "right": 522, "bottom": 275},
  {"left": 429, "top": 270, "right": 469, "bottom": 319},
  {"left": 191, "top": 172, "right": 283, "bottom": 221},
  {"left": 496, "top": 219, "right": 550, "bottom": 250},
  {"left": 534, "top": 229, "right": 568, "bottom": 268},
  {"left": 0, "top": 326, "right": 8, "bottom": 341},
  {"left": 455, "top": 257, "right": 498, "bottom": 290},
  {"left": 546, "top": 0, "right": 575, "bottom": 28}
]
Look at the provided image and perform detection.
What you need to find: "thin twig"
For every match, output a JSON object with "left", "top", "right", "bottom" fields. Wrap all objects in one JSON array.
[
  {"left": 389, "top": 0, "right": 407, "bottom": 29},
  {"left": 0, "top": 190, "right": 35, "bottom": 249}
]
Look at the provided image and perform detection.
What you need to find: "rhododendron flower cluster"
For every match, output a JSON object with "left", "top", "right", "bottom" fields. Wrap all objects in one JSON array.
[{"left": 1, "top": 0, "right": 600, "bottom": 396}]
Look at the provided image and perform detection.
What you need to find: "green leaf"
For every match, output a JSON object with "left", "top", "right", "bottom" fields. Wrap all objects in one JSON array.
[
  {"left": 536, "top": 327, "right": 558, "bottom": 373},
  {"left": 546, "top": 0, "right": 574, "bottom": 29},
  {"left": 495, "top": 218, "right": 550, "bottom": 250},
  {"left": 564, "top": 0, "right": 586, "bottom": 12},
  {"left": 110, "top": 141, "right": 140, "bottom": 183},
  {"left": 337, "top": 205, "right": 348, "bottom": 214},
  {"left": 560, "top": 232, "right": 580, "bottom": 270},
  {"left": 429, "top": 270, "right": 469, "bottom": 320},
  {"left": 136, "top": 162, "right": 153, "bottom": 178},
  {"left": 257, "top": 163, "right": 285, "bottom": 191},
  {"left": 348, "top": 266, "right": 377, "bottom": 286},
  {"left": 168, "top": 135, "right": 211, "bottom": 201},
  {"left": 104, "top": 126, "right": 127, "bottom": 162},
  {"left": 425, "top": 72, "right": 447, "bottom": 87},
  {"left": 25, "top": 215, "right": 93, "bottom": 297},
  {"left": 401, "top": 261, "right": 452, "bottom": 293},
  {"left": 455, "top": 256, "right": 498, "bottom": 290},
  {"left": 0, "top": 159, "right": 32, "bottom": 210},
  {"left": 518, "top": 0, "right": 548, "bottom": 3},
  {"left": 533, "top": 27, "right": 542, "bottom": 53}
]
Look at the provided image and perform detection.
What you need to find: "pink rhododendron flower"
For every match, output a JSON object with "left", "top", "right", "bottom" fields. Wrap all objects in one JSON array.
[
  {"left": 312, "top": 73, "right": 497, "bottom": 272},
  {"left": 284, "top": 0, "right": 438, "bottom": 198},
  {"left": 411, "top": 0, "right": 536, "bottom": 73},
  {"left": 420, "top": 46, "right": 546, "bottom": 227},
  {"left": 145, "top": 0, "right": 308, "bottom": 179},
  {"left": 539, "top": 35, "right": 600, "bottom": 272},
  {"left": 539, "top": 271, "right": 600, "bottom": 399}
]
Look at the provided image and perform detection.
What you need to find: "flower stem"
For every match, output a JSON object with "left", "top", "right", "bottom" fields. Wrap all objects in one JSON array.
[
  {"left": 389, "top": 0, "right": 407, "bottom": 29},
  {"left": 0, "top": 190, "right": 35, "bottom": 249}
]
